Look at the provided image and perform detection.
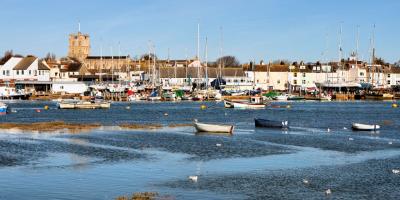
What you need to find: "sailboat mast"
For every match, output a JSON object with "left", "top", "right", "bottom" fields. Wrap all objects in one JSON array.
[
  {"left": 100, "top": 45, "right": 103, "bottom": 83},
  {"left": 205, "top": 37, "right": 208, "bottom": 89},
  {"left": 111, "top": 46, "right": 114, "bottom": 83}
]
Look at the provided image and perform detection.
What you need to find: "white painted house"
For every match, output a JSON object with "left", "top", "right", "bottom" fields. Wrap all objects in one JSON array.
[{"left": 0, "top": 56, "right": 50, "bottom": 81}]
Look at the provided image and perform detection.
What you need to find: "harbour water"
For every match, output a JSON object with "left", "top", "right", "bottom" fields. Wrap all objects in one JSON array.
[{"left": 0, "top": 101, "right": 400, "bottom": 199}]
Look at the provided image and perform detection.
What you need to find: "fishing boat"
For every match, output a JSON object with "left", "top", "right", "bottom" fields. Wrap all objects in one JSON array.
[
  {"left": 224, "top": 96, "right": 266, "bottom": 109},
  {"left": 273, "top": 94, "right": 288, "bottom": 101},
  {"left": 194, "top": 119, "right": 234, "bottom": 134},
  {"left": 0, "top": 102, "right": 8, "bottom": 115},
  {"left": 287, "top": 95, "right": 305, "bottom": 101},
  {"left": 255, "top": 118, "right": 288, "bottom": 128},
  {"left": 352, "top": 123, "right": 380, "bottom": 131},
  {"left": 58, "top": 100, "right": 110, "bottom": 109}
]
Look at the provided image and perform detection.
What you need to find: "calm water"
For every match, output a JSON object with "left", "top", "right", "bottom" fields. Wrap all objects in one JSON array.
[{"left": 0, "top": 100, "right": 399, "bottom": 199}]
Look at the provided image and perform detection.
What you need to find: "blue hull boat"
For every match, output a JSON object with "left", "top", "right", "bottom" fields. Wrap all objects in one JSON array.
[
  {"left": 255, "top": 118, "right": 288, "bottom": 128},
  {"left": 0, "top": 103, "right": 8, "bottom": 115}
]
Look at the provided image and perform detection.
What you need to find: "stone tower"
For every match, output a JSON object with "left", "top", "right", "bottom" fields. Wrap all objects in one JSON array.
[{"left": 68, "top": 28, "right": 90, "bottom": 61}]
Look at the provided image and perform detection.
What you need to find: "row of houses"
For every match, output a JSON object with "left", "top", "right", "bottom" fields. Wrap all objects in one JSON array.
[{"left": 1, "top": 55, "right": 400, "bottom": 93}]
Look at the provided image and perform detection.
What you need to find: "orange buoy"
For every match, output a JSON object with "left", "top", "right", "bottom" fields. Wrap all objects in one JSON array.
[{"left": 36, "top": 109, "right": 41, "bottom": 113}]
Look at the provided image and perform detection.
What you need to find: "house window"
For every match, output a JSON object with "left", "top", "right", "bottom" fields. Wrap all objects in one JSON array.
[
  {"left": 387, "top": 80, "right": 391, "bottom": 85},
  {"left": 21, "top": 70, "right": 24, "bottom": 75},
  {"left": 6, "top": 70, "right": 10, "bottom": 76},
  {"left": 29, "top": 70, "right": 31, "bottom": 75},
  {"left": 294, "top": 73, "right": 297, "bottom": 77},
  {"left": 34, "top": 70, "right": 37, "bottom": 76},
  {"left": 2, "top": 70, "right": 4, "bottom": 75},
  {"left": 293, "top": 80, "right": 297, "bottom": 84},
  {"left": 360, "top": 72, "right": 364, "bottom": 76},
  {"left": 277, "top": 80, "right": 280, "bottom": 84},
  {"left": 388, "top": 74, "right": 391, "bottom": 78},
  {"left": 302, "top": 80, "right": 306, "bottom": 84},
  {"left": 302, "top": 73, "right": 306, "bottom": 77},
  {"left": 60, "top": 86, "right": 64, "bottom": 89},
  {"left": 16, "top": 70, "right": 19, "bottom": 75}
]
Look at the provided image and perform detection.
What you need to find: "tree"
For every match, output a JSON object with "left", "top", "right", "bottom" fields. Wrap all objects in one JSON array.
[
  {"left": 140, "top": 53, "right": 157, "bottom": 61},
  {"left": 374, "top": 57, "right": 388, "bottom": 66},
  {"left": 216, "top": 55, "right": 240, "bottom": 67},
  {"left": 45, "top": 52, "right": 57, "bottom": 61},
  {"left": 0, "top": 50, "right": 13, "bottom": 65}
]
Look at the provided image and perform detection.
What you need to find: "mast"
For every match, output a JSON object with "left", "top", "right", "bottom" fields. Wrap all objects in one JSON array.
[
  {"left": 338, "top": 22, "right": 343, "bottom": 92},
  {"left": 219, "top": 26, "right": 224, "bottom": 78},
  {"left": 100, "top": 45, "right": 103, "bottom": 83},
  {"left": 205, "top": 37, "right": 208, "bottom": 89},
  {"left": 118, "top": 42, "right": 121, "bottom": 85},
  {"left": 111, "top": 46, "right": 114, "bottom": 83},
  {"left": 196, "top": 23, "right": 200, "bottom": 86}
]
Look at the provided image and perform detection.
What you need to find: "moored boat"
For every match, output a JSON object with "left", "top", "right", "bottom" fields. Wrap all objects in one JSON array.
[
  {"left": 194, "top": 120, "right": 234, "bottom": 134},
  {"left": 58, "top": 100, "right": 110, "bottom": 109},
  {"left": 224, "top": 96, "right": 266, "bottom": 109},
  {"left": 273, "top": 94, "right": 288, "bottom": 101},
  {"left": 0, "top": 102, "right": 8, "bottom": 115},
  {"left": 255, "top": 118, "right": 288, "bottom": 128},
  {"left": 352, "top": 123, "right": 380, "bottom": 131}
]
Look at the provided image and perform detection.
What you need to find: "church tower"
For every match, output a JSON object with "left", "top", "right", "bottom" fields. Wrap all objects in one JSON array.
[{"left": 68, "top": 23, "right": 90, "bottom": 61}]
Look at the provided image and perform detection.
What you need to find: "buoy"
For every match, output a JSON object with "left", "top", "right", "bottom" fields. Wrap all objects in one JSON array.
[
  {"left": 188, "top": 175, "right": 198, "bottom": 182},
  {"left": 200, "top": 105, "right": 207, "bottom": 110},
  {"left": 349, "top": 137, "right": 354, "bottom": 141},
  {"left": 388, "top": 141, "right": 393, "bottom": 145},
  {"left": 343, "top": 127, "right": 347, "bottom": 130},
  {"left": 11, "top": 109, "right": 17, "bottom": 113},
  {"left": 164, "top": 113, "right": 168, "bottom": 116},
  {"left": 392, "top": 169, "right": 400, "bottom": 174},
  {"left": 125, "top": 106, "right": 131, "bottom": 110},
  {"left": 44, "top": 105, "right": 49, "bottom": 110},
  {"left": 286, "top": 105, "right": 291, "bottom": 108},
  {"left": 392, "top": 103, "right": 398, "bottom": 108},
  {"left": 216, "top": 143, "right": 222, "bottom": 147},
  {"left": 325, "top": 189, "right": 332, "bottom": 195},
  {"left": 36, "top": 109, "right": 41, "bottom": 113},
  {"left": 302, "top": 179, "right": 309, "bottom": 184},
  {"left": 327, "top": 128, "right": 330, "bottom": 132}
]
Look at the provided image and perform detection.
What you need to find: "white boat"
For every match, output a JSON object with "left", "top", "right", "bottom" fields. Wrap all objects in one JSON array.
[
  {"left": 194, "top": 120, "right": 234, "bottom": 134},
  {"left": 232, "top": 101, "right": 265, "bottom": 109},
  {"left": 58, "top": 100, "right": 111, "bottom": 109},
  {"left": 224, "top": 100, "right": 234, "bottom": 108},
  {"left": 273, "top": 94, "right": 288, "bottom": 101},
  {"left": 352, "top": 123, "right": 380, "bottom": 131},
  {"left": 90, "top": 84, "right": 107, "bottom": 91}
]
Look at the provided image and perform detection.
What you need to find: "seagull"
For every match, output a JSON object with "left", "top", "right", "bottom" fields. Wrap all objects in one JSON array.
[
  {"left": 125, "top": 106, "right": 130, "bottom": 110},
  {"left": 392, "top": 169, "right": 400, "bottom": 174},
  {"left": 343, "top": 127, "right": 347, "bottom": 130},
  {"left": 327, "top": 128, "right": 330, "bottom": 132},
  {"left": 325, "top": 189, "right": 332, "bottom": 195},
  {"left": 388, "top": 141, "right": 393, "bottom": 145},
  {"left": 164, "top": 113, "right": 169, "bottom": 116},
  {"left": 216, "top": 143, "right": 222, "bottom": 147},
  {"left": 302, "top": 179, "right": 309, "bottom": 184},
  {"left": 188, "top": 175, "right": 198, "bottom": 182},
  {"left": 349, "top": 137, "right": 354, "bottom": 141}
]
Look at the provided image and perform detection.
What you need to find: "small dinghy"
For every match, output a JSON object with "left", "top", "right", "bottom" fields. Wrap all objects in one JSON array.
[
  {"left": 0, "top": 102, "right": 8, "bottom": 115},
  {"left": 352, "top": 123, "right": 380, "bottom": 131},
  {"left": 255, "top": 118, "right": 288, "bottom": 128},
  {"left": 194, "top": 119, "right": 234, "bottom": 134}
]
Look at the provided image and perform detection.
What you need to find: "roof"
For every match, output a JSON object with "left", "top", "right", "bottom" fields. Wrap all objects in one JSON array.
[
  {"left": 13, "top": 56, "right": 37, "bottom": 70},
  {"left": 38, "top": 61, "right": 50, "bottom": 70},
  {"left": 86, "top": 56, "right": 129, "bottom": 60},
  {"left": 158, "top": 67, "right": 245, "bottom": 79}
]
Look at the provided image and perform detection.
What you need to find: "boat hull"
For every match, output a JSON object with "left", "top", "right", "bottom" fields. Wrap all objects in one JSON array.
[
  {"left": 59, "top": 101, "right": 111, "bottom": 109},
  {"left": 352, "top": 123, "right": 380, "bottom": 131},
  {"left": 194, "top": 122, "right": 234, "bottom": 134},
  {"left": 0, "top": 105, "right": 7, "bottom": 115},
  {"left": 255, "top": 118, "right": 288, "bottom": 128}
]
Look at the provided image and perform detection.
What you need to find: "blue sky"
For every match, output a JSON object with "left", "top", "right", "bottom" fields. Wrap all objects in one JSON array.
[{"left": 0, "top": 0, "right": 399, "bottom": 63}]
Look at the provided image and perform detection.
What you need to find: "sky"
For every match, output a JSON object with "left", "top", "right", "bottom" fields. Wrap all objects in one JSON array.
[{"left": 0, "top": 0, "right": 399, "bottom": 63}]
